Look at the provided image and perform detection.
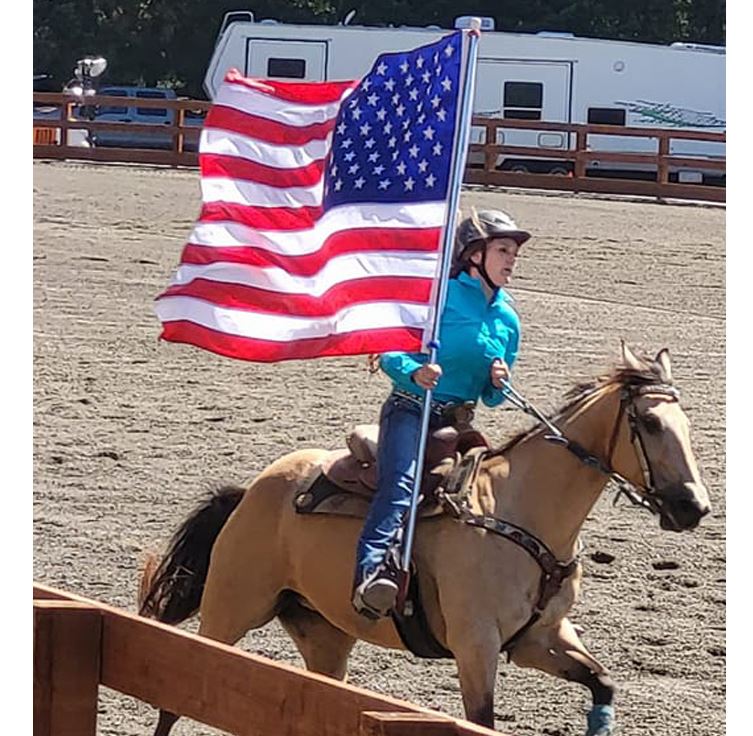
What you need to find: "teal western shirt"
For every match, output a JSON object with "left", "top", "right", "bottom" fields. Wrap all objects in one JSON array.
[{"left": 380, "top": 271, "right": 521, "bottom": 407}]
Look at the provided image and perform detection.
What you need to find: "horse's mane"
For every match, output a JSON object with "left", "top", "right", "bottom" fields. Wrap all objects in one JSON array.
[{"left": 488, "top": 352, "right": 671, "bottom": 458}]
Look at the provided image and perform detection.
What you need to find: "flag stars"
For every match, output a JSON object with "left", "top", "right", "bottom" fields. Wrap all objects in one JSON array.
[
  {"left": 337, "top": 122, "right": 346, "bottom": 135},
  {"left": 352, "top": 106, "right": 363, "bottom": 120},
  {"left": 396, "top": 104, "right": 405, "bottom": 116},
  {"left": 408, "top": 144, "right": 420, "bottom": 158},
  {"left": 441, "top": 77, "right": 453, "bottom": 92},
  {"left": 376, "top": 108, "right": 387, "bottom": 121},
  {"left": 403, "top": 130, "right": 412, "bottom": 142},
  {"left": 377, "top": 62, "right": 387, "bottom": 75},
  {"left": 359, "top": 122, "right": 372, "bottom": 136},
  {"left": 367, "top": 92, "right": 379, "bottom": 106},
  {"left": 425, "top": 173, "right": 436, "bottom": 187},
  {"left": 368, "top": 151, "right": 380, "bottom": 163},
  {"left": 444, "top": 43, "right": 454, "bottom": 57},
  {"left": 364, "top": 138, "right": 376, "bottom": 149},
  {"left": 387, "top": 136, "right": 397, "bottom": 148},
  {"left": 423, "top": 126, "right": 436, "bottom": 141},
  {"left": 396, "top": 161, "right": 407, "bottom": 175},
  {"left": 344, "top": 150, "right": 356, "bottom": 162},
  {"left": 431, "top": 95, "right": 441, "bottom": 108},
  {"left": 354, "top": 176, "right": 366, "bottom": 189},
  {"left": 384, "top": 121, "right": 393, "bottom": 134},
  {"left": 404, "top": 177, "right": 415, "bottom": 191},
  {"left": 348, "top": 163, "right": 360, "bottom": 174},
  {"left": 409, "top": 88, "right": 419, "bottom": 101},
  {"left": 378, "top": 179, "right": 392, "bottom": 190},
  {"left": 391, "top": 93, "right": 400, "bottom": 106},
  {"left": 432, "top": 142, "right": 443, "bottom": 156},
  {"left": 341, "top": 138, "right": 353, "bottom": 149},
  {"left": 437, "top": 108, "right": 447, "bottom": 122},
  {"left": 399, "top": 61, "right": 409, "bottom": 74},
  {"left": 385, "top": 78, "right": 396, "bottom": 91},
  {"left": 418, "top": 159, "right": 429, "bottom": 173},
  {"left": 334, "top": 179, "right": 343, "bottom": 191},
  {"left": 363, "top": 78, "right": 372, "bottom": 91},
  {"left": 421, "top": 71, "right": 431, "bottom": 84},
  {"left": 373, "top": 164, "right": 385, "bottom": 175},
  {"left": 405, "top": 74, "right": 414, "bottom": 86},
  {"left": 416, "top": 56, "right": 425, "bottom": 69}
]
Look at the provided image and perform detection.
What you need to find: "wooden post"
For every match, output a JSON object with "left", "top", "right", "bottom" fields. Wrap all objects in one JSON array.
[
  {"left": 657, "top": 134, "right": 670, "bottom": 185},
  {"left": 34, "top": 601, "right": 102, "bottom": 736}
]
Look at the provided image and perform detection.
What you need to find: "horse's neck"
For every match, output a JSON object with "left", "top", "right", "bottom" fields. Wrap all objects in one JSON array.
[{"left": 485, "top": 385, "right": 621, "bottom": 561}]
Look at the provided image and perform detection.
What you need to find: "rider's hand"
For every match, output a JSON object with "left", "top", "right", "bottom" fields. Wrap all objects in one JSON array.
[
  {"left": 412, "top": 363, "right": 443, "bottom": 390},
  {"left": 490, "top": 359, "right": 510, "bottom": 389}
]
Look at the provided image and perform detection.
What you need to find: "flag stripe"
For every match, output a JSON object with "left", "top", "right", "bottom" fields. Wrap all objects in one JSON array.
[
  {"left": 206, "top": 104, "right": 338, "bottom": 146},
  {"left": 200, "top": 154, "right": 325, "bottom": 188},
  {"left": 224, "top": 70, "right": 357, "bottom": 106},
  {"left": 160, "top": 321, "right": 423, "bottom": 363},
  {"left": 169, "top": 251, "right": 438, "bottom": 297},
  {"left": 199, "top": 202, "right": 324, "bottom": 230},
  {"left": 201, "top": 175, "right": 323, "bottom": 208},
  {"left": 155, "top": 295, "right": 431, "bottom": 340},
  {"left": 181, "top": 229, "right": 440, "bottom": 275},
  {"left": 158, "top": 276, "right": 433, "bottom": 316},
  {"left": 189, "top": 201, "right": 447, "bottom": 253}
]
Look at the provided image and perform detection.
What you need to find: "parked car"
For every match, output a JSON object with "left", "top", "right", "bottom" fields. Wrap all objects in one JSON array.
[{"left": 90, "top": 86, "right": 205, "bottom": 150}]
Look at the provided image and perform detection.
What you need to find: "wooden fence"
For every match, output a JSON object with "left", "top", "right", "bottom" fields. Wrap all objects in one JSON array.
[
  {"left": 33, "top": 582, "right": 508, "bottom": 736},
  {"left": 33, "top": 92, "right": 725, "bottom": 202}
]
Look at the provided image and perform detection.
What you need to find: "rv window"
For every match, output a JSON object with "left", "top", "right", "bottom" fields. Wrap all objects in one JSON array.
[
  {"left": 587, "top": 107, "right": 626, "bottom": 126},
  {"left": 503, "top": 82, "right": 543, "bottom": 120},
  {"left": 267, "top": 58, "right": 306, "bottom": 79},
  {"left": 136, "top": 90, "right": 168, "bottom": 117},
  {"left": 98, "top": 89, "right": 128, "bottom": 115}
]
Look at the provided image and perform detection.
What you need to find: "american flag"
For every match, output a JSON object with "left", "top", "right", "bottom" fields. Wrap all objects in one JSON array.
[{"left": 155, "top": 31, "right": 464, "bottom": 362}]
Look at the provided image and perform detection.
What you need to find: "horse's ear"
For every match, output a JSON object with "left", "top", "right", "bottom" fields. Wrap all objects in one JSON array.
[
  {"left": 654, "top": 348, "right": 673, "bottom": 384},
  {"left": 620, "top": 340, "right": 643, "bottom": 371}
]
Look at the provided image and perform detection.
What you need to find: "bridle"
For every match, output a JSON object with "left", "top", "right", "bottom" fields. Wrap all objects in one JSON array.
[{"left": 501, "top": 380, "right": 681, "bottom": 514}]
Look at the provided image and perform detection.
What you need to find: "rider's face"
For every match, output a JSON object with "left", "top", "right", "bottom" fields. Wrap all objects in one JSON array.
[{"left": 471, "top": 237, "right": 520, "bottom": 286}]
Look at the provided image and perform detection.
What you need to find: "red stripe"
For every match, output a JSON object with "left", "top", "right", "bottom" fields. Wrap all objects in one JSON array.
[
  {"left": 224, "top": 70, "right": 357, "bottom": 105},
  {"left": 205, "top": 104, "right": 336, "bottom": 146},
  {"left": 200, "top": 202, "right": 324, "bottom": 230},
  {"left": 157, "top": 276, "right": 433, "bottom": 317},
  {"left": 160, "top": 321, "right": 423, "bottom": 363},
  {"left": 181, "top": 228, "right": 440, "bottom": 276},
  {"left": 200, "top": 153, "right": 324, "bottom": 188}
]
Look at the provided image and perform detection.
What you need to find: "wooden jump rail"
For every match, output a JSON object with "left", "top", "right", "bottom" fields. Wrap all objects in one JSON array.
[
  {"left": 33, "top": 582, "right": 509, "bottom": 736},
  {"left": 33, "top": 92, "right": 725, "bottom": 202}
]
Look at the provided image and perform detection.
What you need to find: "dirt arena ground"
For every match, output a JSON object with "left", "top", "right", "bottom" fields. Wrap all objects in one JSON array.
[{"left": 33, "top": 160, "right": 725, "bottom": 736}]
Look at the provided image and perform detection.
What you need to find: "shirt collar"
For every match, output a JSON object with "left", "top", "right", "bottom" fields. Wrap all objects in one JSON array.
[{"left": 456, "top": 271, "right": 511, "bottom": 306}]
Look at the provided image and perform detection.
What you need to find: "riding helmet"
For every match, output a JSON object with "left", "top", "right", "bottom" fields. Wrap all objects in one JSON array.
[{"left": 455, "top": 209, "right": 531, "bottom": 263}]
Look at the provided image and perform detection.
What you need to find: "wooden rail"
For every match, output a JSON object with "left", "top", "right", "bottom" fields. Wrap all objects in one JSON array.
[
  {"left": 33, "top": 583, "right": 508, "bottom": 736},
  {"left": 33, "top": 92, "right": 725, "bottom": 202}
]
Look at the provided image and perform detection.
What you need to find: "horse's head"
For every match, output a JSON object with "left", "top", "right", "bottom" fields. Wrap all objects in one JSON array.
[{"left": 610, "top": 343, "right": 711, "bottom": 531}]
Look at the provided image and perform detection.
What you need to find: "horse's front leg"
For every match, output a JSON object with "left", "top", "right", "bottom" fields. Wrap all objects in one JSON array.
[
  {"left": 449, "top": 625, "right": 502, "bottom": 728},
  {"left": 510, "top": 617, "right": 616, "bottom": 736}
]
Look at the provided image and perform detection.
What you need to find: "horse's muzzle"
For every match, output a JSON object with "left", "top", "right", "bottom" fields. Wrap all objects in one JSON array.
[{"left": 657, "top": 482, "right": 711, "bottom": 531}]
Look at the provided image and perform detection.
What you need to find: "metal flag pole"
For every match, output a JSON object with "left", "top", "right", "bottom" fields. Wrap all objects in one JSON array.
[{"left": 400, "top": 19, "right": 482, "bottom": 576}]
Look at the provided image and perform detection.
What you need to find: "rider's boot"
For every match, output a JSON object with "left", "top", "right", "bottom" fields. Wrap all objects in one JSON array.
[{"left": 352, "top": 566, "right": 399, "bottom": 619}]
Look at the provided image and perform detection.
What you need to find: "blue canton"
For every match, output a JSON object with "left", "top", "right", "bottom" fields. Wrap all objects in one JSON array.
[{"left": 323, "top": 31, "right": 462, "bottom": 207}]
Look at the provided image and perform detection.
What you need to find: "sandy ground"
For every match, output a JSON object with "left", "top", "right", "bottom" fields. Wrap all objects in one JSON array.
[{"left": 33, "top": 160, "right": 725, "bottom": 736}]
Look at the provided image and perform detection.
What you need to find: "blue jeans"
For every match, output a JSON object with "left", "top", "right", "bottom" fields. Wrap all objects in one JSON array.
[{"left": 354, "top": 392, "right": 444, "bottom": 584}]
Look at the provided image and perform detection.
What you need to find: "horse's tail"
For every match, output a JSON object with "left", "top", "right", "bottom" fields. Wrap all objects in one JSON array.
[{"left": 138, "top": 484, "right": 245, "bottom": 624}]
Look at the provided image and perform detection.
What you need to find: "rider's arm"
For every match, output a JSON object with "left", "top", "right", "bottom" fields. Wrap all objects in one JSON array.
[
  {"left": 379, "top": 352, "right": 428, "bottom": 384},
  {"left": 480, "top": 301, "right": 521, "bottom": 407}
]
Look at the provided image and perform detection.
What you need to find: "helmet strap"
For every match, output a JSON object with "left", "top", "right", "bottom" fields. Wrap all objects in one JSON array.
[{"left": 474, "top": 246, "right": 498, "bottom": 295}]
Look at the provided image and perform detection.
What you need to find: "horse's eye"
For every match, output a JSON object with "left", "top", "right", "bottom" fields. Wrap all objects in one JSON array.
[{"left": 640, "top": 415, "right": 662, "bottom": 434}]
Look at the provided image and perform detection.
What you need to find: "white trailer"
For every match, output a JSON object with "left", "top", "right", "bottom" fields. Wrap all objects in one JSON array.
[{"left": 204, "top": 12, "right": 725, "bottom": 183}]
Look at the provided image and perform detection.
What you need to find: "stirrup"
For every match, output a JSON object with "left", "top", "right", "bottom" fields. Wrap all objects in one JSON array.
[{"left": 352, "top": 571, "right": 399, "bottom": 620}]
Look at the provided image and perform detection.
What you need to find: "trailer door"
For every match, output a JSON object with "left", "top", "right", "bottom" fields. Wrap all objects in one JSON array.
[
  {"left": 245, "top": 39, "right": 328, "bottom": 81},
  {"left": 471, "top": 60, "right": 572, "bottom": 171}
]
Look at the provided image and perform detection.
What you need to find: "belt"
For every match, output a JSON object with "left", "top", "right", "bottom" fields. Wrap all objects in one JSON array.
[{"left": 391, "top": 389, "right": 476, "bottom": 419}]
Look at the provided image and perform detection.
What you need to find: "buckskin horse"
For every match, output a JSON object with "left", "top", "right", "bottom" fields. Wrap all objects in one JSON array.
[{"left": 139, "top": 344, "right": 710, "bottom": 735}]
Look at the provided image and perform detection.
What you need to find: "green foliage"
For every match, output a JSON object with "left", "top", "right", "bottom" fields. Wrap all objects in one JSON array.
[{"left": 33, "top": 0, "right": 725, "bottom": 99}]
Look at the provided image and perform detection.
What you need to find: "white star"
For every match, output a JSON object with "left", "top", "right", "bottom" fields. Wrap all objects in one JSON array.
[
  {"left": 336, "top": 122, "right": 346, "bottom": 135},
  {"left": 373, "top": 164, "right": 385, "bottom": 175},
  {"left": 421, "top": 71, "right": 431, "bottom": 84},
  {"left": 391, "top": 93, "right": 400, "bottom": 106},
  {"left": 396, "top": 161, "right": 407, "bottom": 175},
  {"left": 367, "top": 92, "right": 378, "bottom": 106},
  {"left": 402, "top": 118, "right": 411, "bottom": 131},
  {"left": 441, "top": 77, "right": 452, "bottom": 92},
  {"left": 416, "top": 56, "right": 425, "bottom": 69},
  {"left": 432, "top": 142, "right": 443, "bottom": 156},
  {"left": 363, "top": 78, "right": 372, "bottom": 90},
  {"left": 396, "top": 104, "right": 405, "bottom": 117},
  {"left": 403, "top": 130, "right": 412, "bottom": 142},
  {"left": 405, "top": 74, "right": 414, "bottom": 86},
  {"left": 384, "top": 121, "right": 393, "bottom": 134},
  {"left": 444, "top": 44, "right": 454, "bottom": 57},
  {"left": 334, "top": 178, "right": 343, "bottom": 191},
  {"left": 359, "top": 122, "right": 372, "bottom": 136},
  {"left": 423, "top": 126, "right": 435, "bottom": 141},
  {"left": 418, "top": 159, "right": 429, "bottom": 173},
  {"left": 399, "top": 61, "right": 409, "bottom": 74},
  {"left": 354, "top": 176, "right": 366, "bottom": 189},
  {"left": 435, "top": 65, "right": 442, "bottom": 77},
  {"left": 376, "top": 108, "right": 387, "bottom": 121},
  {"left": 348, "top": 163, "right": 360, "bottom": 174},
  {"left": 437, "top": 108, "right": 447, "bottom": 122},
  {"left": 387, "top": 136, "right": 397, "bottom": 148},
  {"left": 377, "top": 62, "right": 387, "bottom": 75},
  {"left": 408, "top": 144, "right": 420, "bottom": 158},
  {"left": 392, "top": 150, "right": 399, "bottom": 161},
  {"left": 352, "top": 106, "right": 362, "bottom": 120},
  {"left": 378, "top": 178, "right": 392, "bottom": 190},
  {"left": 344, "top": 150, "right": 356, "bottom": 162},
  {"left": 331, "top": 164, "right": 338, "bottom": 177},
  {"left": 431, "top": 95, "right": 441, "bottom": 109},
  {"left": 385, "top": 78, "right": 396, "bottom": 91},
  {"left": 368, "top": 151, "right": 380, "bottom": 163},
  {"left": 433, "top": 53, "right": 439, "bottom": 65},
  {"left": 409, "top": 88, "right": 419, "bottom": 101},
  {"left": 404, "top": 177, "right": 415, "bottom": 191},
  {"left": 341, "top": 138, "right": 353, "bottom": 149},
  {"left": 417, "top": 113, "right": 426, "bottom": 124},
  {"left": 364, "top": 138, "right": 376, "bottom": 149},
  {"left": 425, "top": 173, "right": 436, "bottom": 187}
]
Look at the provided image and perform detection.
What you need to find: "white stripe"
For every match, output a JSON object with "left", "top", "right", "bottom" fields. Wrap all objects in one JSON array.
[
  {"left": 201, "top": 176, "right": 324, "bottom": 208},
  {"left": 170, "top": 251, "right": 439, "bottom": 297},
  {"left": 217, "top": 84, "right": 347, "bottom": 127},
  {"left": 188, "top": 201, "right": 447, "bottom": 254},
  {"left": 200, "top": 127, "right": 330, "bottom": 170},
  {"left": 155, "top": 295, "right": 430, "bottom": 342}
]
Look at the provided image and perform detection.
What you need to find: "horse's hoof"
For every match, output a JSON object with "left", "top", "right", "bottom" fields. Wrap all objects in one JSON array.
[{"left": 585, "top": 704, "right": 615, "bottom": 736}]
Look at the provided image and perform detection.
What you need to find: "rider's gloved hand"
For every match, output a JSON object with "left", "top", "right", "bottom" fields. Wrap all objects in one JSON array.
[{"left": 412, "top": 363, "right": 443, "bottom": 390}]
